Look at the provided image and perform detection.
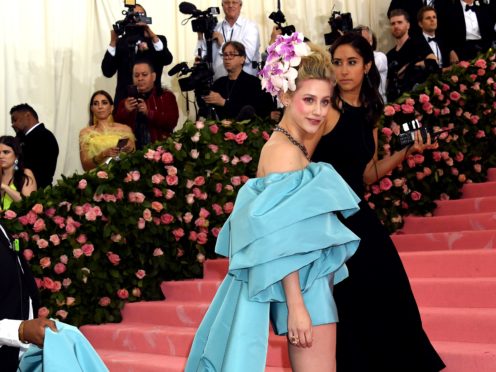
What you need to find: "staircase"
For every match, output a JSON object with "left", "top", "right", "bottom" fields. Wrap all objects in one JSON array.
[{"left": 81, "top": 169, "right": 496, "bottom": 372}]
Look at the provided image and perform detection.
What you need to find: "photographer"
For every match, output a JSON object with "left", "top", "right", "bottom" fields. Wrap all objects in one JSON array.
[
  {"left": 196, "top": 0, "right": 261, "bottom": 80},
  {"left": 114, "top": 60, "right": 179, "bottom": 149},
  {"left": 202, "top": 42, "right": 275, "bottom": 121},
  {"left": 101, "top": 4, "right": 173, "bottom": 108}
]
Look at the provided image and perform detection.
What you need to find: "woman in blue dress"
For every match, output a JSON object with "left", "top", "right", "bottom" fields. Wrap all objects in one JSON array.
[
  {"left": 185, "top": 33, "right": 361, "bottom": 372},
  {"left": 311, "top": 32, "right": 446, "bottom": 372}
]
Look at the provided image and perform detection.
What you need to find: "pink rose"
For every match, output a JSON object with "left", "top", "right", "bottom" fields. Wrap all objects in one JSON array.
[
  {"left": 223, "top": 202, "right": 234, "bottom": 214},
  {"left": 190, "top": 149, "right": 200, "bottom": 159},
  {"left": 78, "top": 179, "right": 87, "bottom": 190},
  {"left": 132, "top": 288, "right": 142, "bottom": 297},
  {"left": 85, "top": 209, "right": 97, "bottom": 221},
  {"left": 117, "top": 289, "right": 129, "bottom": 299},
  {"left": 195, "top": 120, "right": 205, "bottom": 129},
  {"left": 186, "top": 194, "right": 195, "bottom": 205},
  {"left": 165, "top": 189, "right": 175, "bottom": 199},
  {"left": 224, "top": 132, "right": 236, "bottom": 141},
  {"left": 449, "top": 91, "right": 461, "bottom": 101},
  {"left": 56, "top": 310, "right": 68, "bottom": 320},
  {"left": 172, "top": 228, "right": 185, "bottom": 241},
  {"left": 135, "top": 270, "right": 146, "bottom": 279},
  {"left": 152, "top": 174, "right": 165, "bottom": 184},
  {"left": 37, "top": 239, "right": 49, "bottom": 249},
  {"left": 379, "top": 178, "right": 393, "bottom": 191},
  {"left": 54, "top": 263, "right": 66, "bottom": 275},
  {"left": 411, "top": 191, "right": 422, "bottom": 201},
  {"left": 208, "top": 144, "right": 219, "bottom": 153},
  {"left": 183, "top": 212, "right": 193, "bottom": 223},
  {"left": 197, "top": 232, "right": 208, "bottom": 245},
  {"left": 3, "top": 210, "right": 17, "bottom": 219},
  {"left": 107, "top": 252, "right": 121, "bottom": 265},
  {"left": 144, "top": 148, "right": 157, "bottom": 160},
  {"left": 40, "top": 257, "right": 51, "bottom": 269},
  {"left": 231, "top": 156, "right": 240, "bottom": 166},
  {"left": 161, "top": 213, "right": 174, "bottom": 224},
  {"left": 153, "top": 248, "right": 164, "bottom": 256},
  {"left": 82, "top": 243, "right": 95, "bottom": 256},
  {"left": 231, "top": 176, "right": 242, "bottom": 186},
  {"left": 221, "top": 154, "right": 230, "bottom": 163},
  {"left": 31, "top": 203, "right": 44, "bottom": 214},
  {"left": 235, "top": 132, "right": 248, "bottom": 144},
  {"left": 262, "top": 131, "right": 270, "bottom": 141},
  {"left": 161, "top": 152, "right": 174, "bottom": 164},
  {"left": 401, "top": 103, "right": 414, "bottom": 114},
  {"left": 76, "top": 234, "right": 87, "bottom": 244},
  {"left": 99, "top": 297, "right": 111, "bottom": 307},
  {"left": 474, "top": 163, "right": 482, "bottom": 173},
  {"left": 151, "top": 201, "right": 164, "bottom": 212},
  {"left": 194, "top": 176, "right": 205, "bottom": 186},
  {"left": 66, "top": 297, "right": 76, "bottom": 306},
  {"left": 153, "top": 187, "right": 163, "bottom": 197},
  {"left": 60, "top": 255, "right": 68, "bottom": 264},
  {"left": 73, "top": 248, "right": 83, "bottom": 258},
  {"left": 138, "top": 218, "right": 146, "bottom": 229},
  {"left": 33, "top": 218, "right": 46, "bottom": 233},
  {"left": 166, "top": 175, "right": 179, "bottom": 186},
  {"left": 212, "top": 204, "right": 223, "bottom": 215},
  {"left": 418, "top": 94, "right": 430, "bottom": 104},
  {"left": 38, "top": 307, "right": 50, "bottom": 318},
  {"left": 413, "top": 154, "right": 425, "bottom": 164},
  {"left": 128, "top": 192, "right": 146, "bottom": 203},
  {"left": 196, "top": 253, "right": 206, "bottom": 263},
  {"left": 23, "top": 249, "right": 34, "bottom": 261},
  {"left": 371, "top": 185, "right": 381, "bottom": 194},
  {"left": 209, "top": 124, "right": 219, "bottom": 134},
  {"left": 63, "top": 278, "right": 72, "bottom": 288},
  {"left": 111, "top": 233, "right": 122, "bottom": 242},
  {"left": 191, "top": 132, "right": 201, "bottom": 142},
  {"left": 211, "top": 227, "right": 221, "bottom": 237},
  {"left": 174, "top": 142, "right": 182, "bottom": 151},
  {"left": 97, "top": 171, "right": 108, "bottom": 179},
  {"left": 384, "top": 105, "right": 395, "bottom": 116}
]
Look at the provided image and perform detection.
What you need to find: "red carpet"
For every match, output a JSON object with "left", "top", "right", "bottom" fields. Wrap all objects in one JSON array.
[{"left": 81, "top": 169, "right": 496, "bottom": 371}]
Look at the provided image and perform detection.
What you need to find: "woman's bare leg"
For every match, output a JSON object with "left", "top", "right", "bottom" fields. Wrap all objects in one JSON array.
[{"left": 288, "top": 323, "right": 336, "bottom": 372}]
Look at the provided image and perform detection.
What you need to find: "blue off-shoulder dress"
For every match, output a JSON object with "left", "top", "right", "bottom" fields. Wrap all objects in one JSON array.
[{"left": 185, "top": 162, "right": 361, "bottom": 372}]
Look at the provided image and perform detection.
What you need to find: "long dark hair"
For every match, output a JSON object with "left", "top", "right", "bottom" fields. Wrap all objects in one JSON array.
[
  {"left": 88, "top": 90, "right": 114, "bottom": 126},
  {"left": 0, "top": 136, "right": 31, "bottom": 191},
  {"left": 330, "top": 32, "right": 384, "bottom": 127}
]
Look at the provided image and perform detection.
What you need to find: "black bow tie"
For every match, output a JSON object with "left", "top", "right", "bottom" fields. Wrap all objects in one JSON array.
[
  {"left": 427, "top": 36, "right": 437, "bottom": 42},
  {"left": 465, "top": 4, "right": 475, "bottom": 11}
]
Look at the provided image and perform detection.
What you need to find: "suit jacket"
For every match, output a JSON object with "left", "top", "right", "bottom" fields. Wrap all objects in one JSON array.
[
  {"left": 17, "top": 124, "right": 59, "bottom": 189},
  {"left": 101, "top": 34, "right": 173, "bottom": 108},
  {"left": 412, "top": 33, "right": 451, "bottom": 68},
  {"left": 0, "top": 224, "right": 40, "bottom": 372},
  {"left": 437, "top": 0, "right": 496, "bottom": 58}
]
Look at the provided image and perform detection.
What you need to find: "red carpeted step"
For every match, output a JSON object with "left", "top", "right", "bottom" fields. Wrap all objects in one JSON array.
[
  {"left": 400, "top": 212, "right": 496, "bottom": 234},
  {"left": 411, "top": 278, "right": 496, "bottom": 307},
  {"left": 434, "top": 196, "right": 496, "bottom": 216},
  {"left": 392, "top": 230, "right": 496, "bottom": 252},
  {"left": 461, "top": 181, "right": 496, "bottom": 198},
  {"left": 203, "top": 258, "right": 228, "bottom": 280},
  {"left": 488, "top": 168, "right": 496, "bottom": 181},
  {"left": 161, "top": 280, "right": 220, "bottom": 302},
  {"left": 422, "top": 307, "right": 496, "bottom": 344},
  {"left": 433, "top": 341, "right": 496, "bottom": 372},
  {"left": 121, "top": 301, "right": 208, "bottom": 327},
  {"left": 400, "top": 250, "right": 496, "bottom": 277}
]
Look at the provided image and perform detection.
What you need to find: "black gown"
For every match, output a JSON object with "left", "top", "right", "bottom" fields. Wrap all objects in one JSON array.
[{"left": 312, "top": 102, "right": 446, "bottom": 372}]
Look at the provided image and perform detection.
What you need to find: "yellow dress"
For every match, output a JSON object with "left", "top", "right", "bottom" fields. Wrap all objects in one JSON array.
[
  {"left": 1, "top": 183, "right": 16, "bottom": 211},
  {"left": 79, "top": 127, "right": 135, "bottom": 160}
]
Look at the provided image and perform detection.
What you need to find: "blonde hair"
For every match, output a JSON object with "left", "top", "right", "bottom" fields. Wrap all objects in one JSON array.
[{"left": 293, "top": 43, "right": 334, "bottom": 91}]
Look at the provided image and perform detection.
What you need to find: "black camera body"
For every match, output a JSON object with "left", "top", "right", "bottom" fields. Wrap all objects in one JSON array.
[
  {"left": 190, "top": 7, "right": 220, "bottom": 34},
  {"left": 324, "top": 11, "right": 353, "bottom": 45},
  {"left": 269, "top": 10, "right": 296, "bottom": 36},
  {"left": 168, "top": 61, "right": 214, "bottom": 97},
  {"left": 113, "top": 7, "right": 152, "bottom": 37}
]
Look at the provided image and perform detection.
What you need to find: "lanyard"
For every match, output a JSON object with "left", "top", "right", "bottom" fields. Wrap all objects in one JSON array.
[{"left": 222, "top": 24, "right": 234, "bottom": 42}]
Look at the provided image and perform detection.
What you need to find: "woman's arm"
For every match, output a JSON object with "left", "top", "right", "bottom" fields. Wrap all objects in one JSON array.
[
  {"left": 282, "top": 272, "right": 312, "bottom": 348},
  {"left": 363, "top": 128, "right": 438, "bottom": 184},
  {"left": 21, "top": 169, "right": 37, "bottom": 197}
]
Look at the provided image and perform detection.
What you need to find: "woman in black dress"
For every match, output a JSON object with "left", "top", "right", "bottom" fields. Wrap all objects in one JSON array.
[{"left": 311, "top": 33, "right": 446, "bottom": 372}]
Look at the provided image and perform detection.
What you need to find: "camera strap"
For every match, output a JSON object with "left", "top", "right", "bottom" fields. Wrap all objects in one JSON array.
[{"left": 222, "top": 25, "right": 234, "bottom": 43}]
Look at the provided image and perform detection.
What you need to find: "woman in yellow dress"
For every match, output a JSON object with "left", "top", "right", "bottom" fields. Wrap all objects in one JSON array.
[
  {"left": 0, "top": 136, "right": 37, "bottom": 210},
  {"left": 79, "top": 90, "right": 135, "bottom": 171}
]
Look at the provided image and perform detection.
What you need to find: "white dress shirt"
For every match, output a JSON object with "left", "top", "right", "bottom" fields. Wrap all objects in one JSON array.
[{"left": 461, "top": 0, "right": 482, "bottom": 40}]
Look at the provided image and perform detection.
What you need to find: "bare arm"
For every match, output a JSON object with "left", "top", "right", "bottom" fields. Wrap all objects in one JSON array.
[{"left": 282, "top": 272, "right": 312, "bottom": 348}]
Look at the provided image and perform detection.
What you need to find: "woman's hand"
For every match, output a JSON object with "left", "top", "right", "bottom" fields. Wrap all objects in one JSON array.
[
  {"left": 101, "top": 147, "right": 120, "bottom": 159},
  {"left": 287, "top": 303, "right": 313, "bottom": 348},
  {"left": 406, "top": 130, "right": 439, "bottom": 156}
]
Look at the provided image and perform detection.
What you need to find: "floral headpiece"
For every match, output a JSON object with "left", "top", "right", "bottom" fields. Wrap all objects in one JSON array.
[{"left": 259, "top": 32, "right": 311, "bottom": 106}]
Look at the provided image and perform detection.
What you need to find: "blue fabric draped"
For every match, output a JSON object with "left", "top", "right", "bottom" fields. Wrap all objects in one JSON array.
[
  {"left": 185, "top": 162, "right": 361, "bottom": 372},
  {"left": 17, "top": 321, "right": 108, "bottom": 372}
]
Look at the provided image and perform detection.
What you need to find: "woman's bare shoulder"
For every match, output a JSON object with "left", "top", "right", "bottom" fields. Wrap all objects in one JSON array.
[{"left": 258, "top": 138, "right": 307, "bottom": 177}]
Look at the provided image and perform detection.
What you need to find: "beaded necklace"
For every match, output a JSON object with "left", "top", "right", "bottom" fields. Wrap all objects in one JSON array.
[{"left": 273, "top": 125, "right": 310, "bottom": 160}]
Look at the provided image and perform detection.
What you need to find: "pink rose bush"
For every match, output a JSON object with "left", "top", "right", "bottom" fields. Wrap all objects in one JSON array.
[
  {"left": 372, "top": 49, "right": 496, "bottom": 231},
  {"left": 0, "top": 115, "right": 272, "bottom": 326}
]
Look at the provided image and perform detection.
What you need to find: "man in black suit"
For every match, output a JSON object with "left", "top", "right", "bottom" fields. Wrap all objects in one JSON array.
[
  {"left": 0, "top": 223, "right": 57, "bottom": 372},
  {"left": 10, "top": 104, "right": 59, "bottom": 189},
  {"left": 437, "top": 0, "right": 496, "bottom": 62},
  {"left": 412, "top": 6, "right": 451, "bottom": 77},
  {"left": 101, "top": 4, "right": 173, "bottom": 108},
  {"left": 388, "top": 0, "right": 441, "bottom": 36}
]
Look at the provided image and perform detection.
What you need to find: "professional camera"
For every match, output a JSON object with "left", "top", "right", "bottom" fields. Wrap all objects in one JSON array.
[
  {"left": 324, "top": 11, "right": 353, "bottom": 45},
  {"left": 269, "top": 10, "right": 296, "bottom": 36},
  {"left": 179, "top": 2, "right": 219, "bottom": 35},
  {"left": 168, "top": 61, "right": 214, "bottom": 97},
  {"left": 392, "top": 118, "right": 452, "bottom": 150},
  {"left": 113, "top": 1, "right": 152, "bottom": 38}
]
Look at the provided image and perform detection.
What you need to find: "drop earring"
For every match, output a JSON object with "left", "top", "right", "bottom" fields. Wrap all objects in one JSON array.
[{"left": 14, "top": 159, "right": 19, "bottom": 171}]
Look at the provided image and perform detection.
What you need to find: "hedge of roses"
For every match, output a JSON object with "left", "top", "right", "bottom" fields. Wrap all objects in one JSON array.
[
  {"left": 2, "top": 51, "right": 496, "bottom": 326},
  {"left": 367, "top": 50, "right": 496, "bottom": 232}
]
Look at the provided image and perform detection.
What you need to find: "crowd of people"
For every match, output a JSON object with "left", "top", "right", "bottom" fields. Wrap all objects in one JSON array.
[{"left": 4, "top": 0, "right": 496, "bottom": 370}]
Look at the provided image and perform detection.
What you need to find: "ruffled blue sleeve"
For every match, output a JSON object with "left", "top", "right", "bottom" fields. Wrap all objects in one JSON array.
[{"left": 215, "top": 162, "right": 360, "bottom": 303}]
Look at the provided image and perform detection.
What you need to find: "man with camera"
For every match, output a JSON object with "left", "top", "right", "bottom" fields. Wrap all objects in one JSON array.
[
  {"left": 114, "top": 60, "right": 179, "bottom": 149},
  {"left": 101, "top": 3, "right": 173, "bottom": 109},
  {"left": 196, "top": 0, "right": 261, "bottom": 80}
]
